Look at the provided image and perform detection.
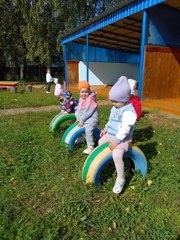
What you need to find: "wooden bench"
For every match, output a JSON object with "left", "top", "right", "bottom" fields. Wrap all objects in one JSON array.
[{"left": 0, "top": 81, "right": 19, "bottom": 93}]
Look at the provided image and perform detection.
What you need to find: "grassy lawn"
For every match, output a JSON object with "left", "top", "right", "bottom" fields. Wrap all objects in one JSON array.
[
  {"left": 0, "top": 84, "right": 104, "bottom": 109},
  {"left": 0, "top": 85, "right": 56, "bottom": 109},
  {"left": 0, "top": 99, "right": 179, "bottom": 239}
]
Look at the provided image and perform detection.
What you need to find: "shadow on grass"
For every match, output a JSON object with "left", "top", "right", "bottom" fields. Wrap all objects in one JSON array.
[
  {"left": 133, "top": 126, "right": 154, "bottom": 143},
  {"left": 137, "top": 142, "right": 158, "bottom": 172},
  {"left": 99, "top": 158, "right": 135, "bottom": 184}
]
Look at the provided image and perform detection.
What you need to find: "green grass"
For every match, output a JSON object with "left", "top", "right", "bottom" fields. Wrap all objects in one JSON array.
[
  {"left": 0, "top": 85, "right": 104, "bottom": 109},
  {"left": 0, "top": 85, "right": 56, "bottom": 109},
  {"left": 0, "top": 105, "right": 179, "bottom": 239}
]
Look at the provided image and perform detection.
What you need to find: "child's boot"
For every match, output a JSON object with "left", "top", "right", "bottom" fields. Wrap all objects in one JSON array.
[
  {"left": 113, "top": 178, "right": 125, "bottom": 194},
  {"left": 83, "top": 145, "right": 94, "bottom": 155}
]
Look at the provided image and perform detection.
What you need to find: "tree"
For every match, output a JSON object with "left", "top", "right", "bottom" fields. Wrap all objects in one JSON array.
[
  {"left": 0, "top": 0, "right": 27, "bottom": 67},
  {"left": 0, "top": 0, "right": 123, "bottom": 72}
]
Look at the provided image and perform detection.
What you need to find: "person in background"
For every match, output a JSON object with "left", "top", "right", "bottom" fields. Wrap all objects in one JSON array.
[
  {"left": 54, "top": 80, "right": 65, "bottom": 111},
  {"left": 75, "top": 81, "right": 98, "bottom": 155},
  {"left": 61, "top": 90, "right": 78, "bottom": 115},
  {"left": 128, "top": 79, "right": 142, "bottom": 121},
  {"left": 98, "top": 76, "right": 137, "bottom": 194},
  {"left": 46, "top": 68, "right": 54, "bottom": 93},
  {"left": 54, "top": 79, "right": 64, "bottom": 99}
]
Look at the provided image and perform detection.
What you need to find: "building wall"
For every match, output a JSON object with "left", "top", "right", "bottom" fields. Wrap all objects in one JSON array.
[
  {"left": 66, "top": 42, "right": 139, "bottom": 64},
  {"left": 79, "top": 61, "right": 139, "bottom": 85},
  {"left": 142, "top": 4, "right": 180, "bottom": 99},
  {"left": 143, "top": 46, "right": 180, "bottom": 99},
  {"left": 147, "top": 4, "right": 180, "bottom": 47}
]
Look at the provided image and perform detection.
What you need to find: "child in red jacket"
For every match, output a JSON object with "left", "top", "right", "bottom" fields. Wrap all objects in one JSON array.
[{"left": 128, "top": 79, "right": 142, "bottom": 121}]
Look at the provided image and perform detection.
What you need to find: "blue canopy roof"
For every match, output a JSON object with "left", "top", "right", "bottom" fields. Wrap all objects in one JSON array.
[{"left": 62, "top": 0, "right": 167, "bottom": 53}]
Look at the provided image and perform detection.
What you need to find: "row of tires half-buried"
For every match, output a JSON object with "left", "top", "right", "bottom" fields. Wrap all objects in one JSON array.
[{"left": 49, "top": 112, "right": 148, "bottom": 185}]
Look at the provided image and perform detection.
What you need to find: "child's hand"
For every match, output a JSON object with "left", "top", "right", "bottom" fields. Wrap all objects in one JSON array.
[
  {"left": 78, "top": 121, "right": 84, "bottom": 127},
  {"left": 61, "top": 111, "right": 68, "bottom": 116},
  {"left": 100, "top": 129, "right": 107, "bottom": 137},
  {"left": 109, "top": 140, "right": 118, "bottom": 150}
]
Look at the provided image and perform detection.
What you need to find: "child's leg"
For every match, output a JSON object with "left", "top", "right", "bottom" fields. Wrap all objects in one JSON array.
[
  {"left": 112, "top": 147, "right": 125, "bottom": 194},
  {"left": 112, "top": 148, "right": 125, "bottom": 179},
  {"left": 85, "top": 124, "right": 95, "bottom": 146},
  {"left": 83, "top": 124, "right": 96, "bottom": 154},
  {"left": 47, "top": 82, "right": 51, "bottom": 92},
  {"left": 112, "top": 140, "right": 131, "bottom": 194}
]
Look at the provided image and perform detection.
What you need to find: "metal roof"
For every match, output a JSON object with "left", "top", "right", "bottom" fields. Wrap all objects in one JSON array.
[
  {"left": 72, "top": 12, "right": 143, "bottom": 54},
  {"left": 61, "top": 0, "right": 180, "bottom": 54}
]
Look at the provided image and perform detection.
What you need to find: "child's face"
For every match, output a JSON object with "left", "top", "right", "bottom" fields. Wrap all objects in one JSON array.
[
  {"left": 80, "top": 88, "right": 90, "bottom": 99},
  {"left": 59, "top": 95, "right": 64, "bottom": 100},
  {"left": 111, "top": 100, "right": 127, "bottom": 108}
]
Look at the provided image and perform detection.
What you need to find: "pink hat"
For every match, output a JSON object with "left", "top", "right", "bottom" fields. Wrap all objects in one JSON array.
[{"left": 109, "top": 76, "right": 131, "bottom": 102}]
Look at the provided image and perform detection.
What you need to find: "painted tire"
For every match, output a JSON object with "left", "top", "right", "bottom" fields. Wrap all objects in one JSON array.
[
  {"left": 62, "top": 122, "right": 101, "bottom": 149},
  {"left": 49, "top": 113, "right": 76, "bottom": 134},
  {"left": 82, "top": 142, "right": 147, "bottom": 184}
]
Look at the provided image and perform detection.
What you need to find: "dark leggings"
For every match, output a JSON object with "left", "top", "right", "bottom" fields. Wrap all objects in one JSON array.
[{"left": 47, "top": 82, "right": 51, "bottom": 92}]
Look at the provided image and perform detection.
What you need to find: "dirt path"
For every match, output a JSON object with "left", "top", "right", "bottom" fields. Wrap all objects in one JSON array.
[{"left": 0, "top": 99, "right": 111, "bottom": 116}]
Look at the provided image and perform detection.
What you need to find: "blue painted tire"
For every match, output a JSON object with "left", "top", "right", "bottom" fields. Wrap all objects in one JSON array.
[
  {"left": 82, "top": 142, "right": 147, "bottom": 185},
  {"left": 62, "top": 122, "right": 101, "bottom": 149}
]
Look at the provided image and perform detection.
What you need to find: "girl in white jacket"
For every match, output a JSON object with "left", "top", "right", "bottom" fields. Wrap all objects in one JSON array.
[{"left": 46, "top": 68, "right": 54, "bottom": 93}]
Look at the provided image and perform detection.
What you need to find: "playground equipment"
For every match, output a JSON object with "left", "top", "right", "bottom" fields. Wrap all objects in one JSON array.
[
  {"left": 0, "top": 81, "right": 19, "bottom": 93},
  {"left": 82, "top": 142, "right": 147, "bottom": 185},
  {"left": 49, "top": 113, "right": 76, "bottom": 134},
  {"left": 62, "top": 122, "right": 101, "bottom": 149},
  {"left": 59, "top": 119, "right": 148, "bottom": 185}
]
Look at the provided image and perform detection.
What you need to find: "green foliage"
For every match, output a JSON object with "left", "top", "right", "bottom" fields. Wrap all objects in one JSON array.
[
  {"left": 0, "top": 0, "right": 27, "bottom": 67},
  {"left": 0, "top": 103, "right": 179, "bottom": 239},
  {"left": 0, "top": 0, "right": 114, "bottom": 67}
]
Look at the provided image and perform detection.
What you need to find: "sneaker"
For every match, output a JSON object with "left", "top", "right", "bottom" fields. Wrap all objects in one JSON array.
[
  {"left": 113, "top": 178, "right": 125, "bottom": 194},
  {"left": 46, "top": 91, "right": 50, "bottom": 93},
  {"left": 83, "top": 146, "right": 94, "bottom": 155}
]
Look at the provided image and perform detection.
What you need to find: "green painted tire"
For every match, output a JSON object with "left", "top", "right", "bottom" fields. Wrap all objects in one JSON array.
[
  {"left": 49, "top": 113, "right": 76, "bottom": 134},
  {"left": 82, "top": 142, "right": 147, "bottom": 184}
]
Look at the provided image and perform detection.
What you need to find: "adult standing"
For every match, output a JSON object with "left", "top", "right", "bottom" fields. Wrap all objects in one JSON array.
[{"left": 46, "top": 68, "right": 54, "bottom": 93}]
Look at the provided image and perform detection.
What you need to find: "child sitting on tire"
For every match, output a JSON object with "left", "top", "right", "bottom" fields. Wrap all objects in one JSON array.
[
  {"left": 54, "top": 81, "right": 78, "bottom": 115},
  {"left": 60, "top": 90, "right": 78, "bottom": 115},
  {"left": 99, "top": 76, "right": 137, "bottom": 194},
  {"left": 75, "top": 81, "right": 98, "bottom": 155}
]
